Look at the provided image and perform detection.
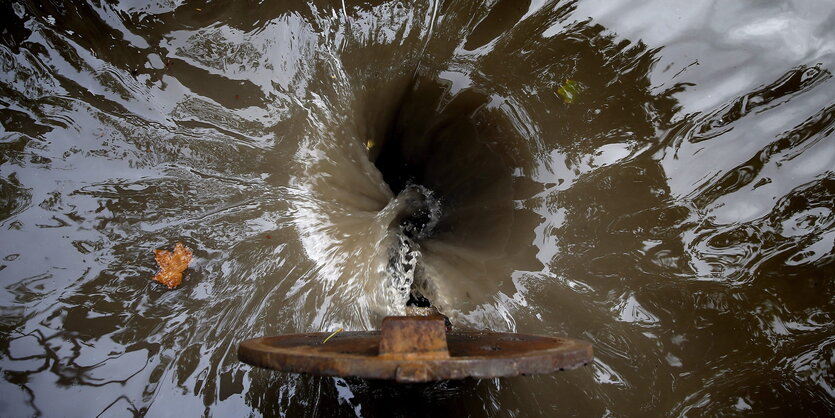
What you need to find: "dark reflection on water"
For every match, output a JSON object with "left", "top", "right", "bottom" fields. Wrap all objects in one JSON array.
[{"left": 1, "top": 0, "right": 834, "bottom": 415}]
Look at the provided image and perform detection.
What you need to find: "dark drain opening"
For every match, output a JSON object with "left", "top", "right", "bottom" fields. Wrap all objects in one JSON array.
[
  {"left": 372, "top": 77, "right": 512, "bottom": 238},
  {"left": 369, "top": 75, "right": 533, "bottom": 309}
]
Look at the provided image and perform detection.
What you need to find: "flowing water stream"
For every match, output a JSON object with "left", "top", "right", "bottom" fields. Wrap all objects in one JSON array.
[{"left": 1, "top": 0, "right": 834, "bottom": 416}]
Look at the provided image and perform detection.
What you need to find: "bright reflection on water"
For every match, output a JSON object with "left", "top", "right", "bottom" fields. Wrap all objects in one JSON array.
[{"left": 1, "top": 0, "right": 834, "bottom": 415}]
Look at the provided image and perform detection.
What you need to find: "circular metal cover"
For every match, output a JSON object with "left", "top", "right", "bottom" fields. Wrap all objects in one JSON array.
[{"left": 238, "top": 330, "right": 593, "bottom": 382}]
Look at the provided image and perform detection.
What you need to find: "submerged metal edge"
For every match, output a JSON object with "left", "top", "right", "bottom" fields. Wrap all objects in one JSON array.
[{"left": 237, "top": 332, "right": 593, "bottom": 383}]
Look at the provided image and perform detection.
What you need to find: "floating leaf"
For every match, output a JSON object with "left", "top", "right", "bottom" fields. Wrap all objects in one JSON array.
[
  {"left": 152, "top": 242, "right": 193, "bottom": 289},
  {"left": 557, "top": 79, "right": 583, "bottom": 103}
]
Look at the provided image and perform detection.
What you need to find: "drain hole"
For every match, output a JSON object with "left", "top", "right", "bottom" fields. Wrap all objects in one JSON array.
[
  {"left": 371, "top": 75, "right": 541, "bottom": 312},
  {"left": 406, "top": 290, "right": 431, "bottom": 308}
]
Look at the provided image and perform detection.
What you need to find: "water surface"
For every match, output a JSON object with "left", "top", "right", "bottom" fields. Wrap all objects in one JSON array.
[{"left": 1, "top": 0, "right": 834, "bottom": 415}]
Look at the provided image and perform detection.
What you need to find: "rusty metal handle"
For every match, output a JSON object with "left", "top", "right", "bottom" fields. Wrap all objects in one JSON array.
[{"left": 378, "top": 315, "right": 450, "bottom": 359}]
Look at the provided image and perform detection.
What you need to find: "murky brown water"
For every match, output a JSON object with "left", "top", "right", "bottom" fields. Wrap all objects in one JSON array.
[{"left": 1, "top": 0, "right": 834, "bottom": 416}]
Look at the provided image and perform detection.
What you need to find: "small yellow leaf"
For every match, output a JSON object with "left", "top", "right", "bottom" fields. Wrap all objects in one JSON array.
[
  {"left": 322, "top": 328, "right": 344, "bottom": 343},
  {"left": 366, "top": 140, "right": 374, "bottom": 150}
]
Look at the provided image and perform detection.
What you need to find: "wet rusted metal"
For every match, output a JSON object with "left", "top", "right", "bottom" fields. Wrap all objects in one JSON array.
[
  {"left": 379, "top": 315, "right": 449, "bottom": 358},
  {"left": 238, "top": 316, "right": 593, "bottom": 383}
]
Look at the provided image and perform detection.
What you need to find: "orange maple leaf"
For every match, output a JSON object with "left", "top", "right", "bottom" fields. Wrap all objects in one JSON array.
[{"left": 152, "top": 242, "right": 193, "bottom": 289}]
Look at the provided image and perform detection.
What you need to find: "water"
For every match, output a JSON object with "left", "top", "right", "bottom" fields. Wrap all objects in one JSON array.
[{"left": 1, "top": 0, "right": 833, "bottom": 415}]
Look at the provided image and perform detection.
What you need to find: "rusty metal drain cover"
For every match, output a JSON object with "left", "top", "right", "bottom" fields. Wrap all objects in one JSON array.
[{"left": 238, "top": 316, "right": 593, "bottom": 382}]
